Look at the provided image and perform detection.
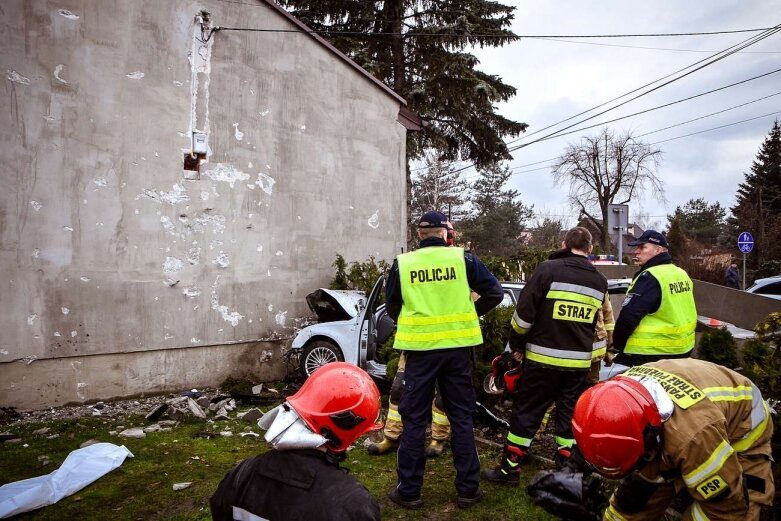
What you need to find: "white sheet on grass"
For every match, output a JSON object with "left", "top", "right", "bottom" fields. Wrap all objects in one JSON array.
[{"left": 0, "top": 442, "right": 134, "bottom": 518}]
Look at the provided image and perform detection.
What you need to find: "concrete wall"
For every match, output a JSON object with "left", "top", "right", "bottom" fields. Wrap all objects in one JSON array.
[{"left": 0, "top": 0, "right": 407, "bottom": 409}]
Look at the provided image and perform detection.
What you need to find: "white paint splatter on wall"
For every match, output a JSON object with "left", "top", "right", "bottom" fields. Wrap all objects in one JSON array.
[
  {"left": 256, "top": 244, "right": 263, "bottom": 253},
  {"left": 0, "top": 349, "right": 8, "bottom": 355},
  {"left": 209, "top": 239, "right": 223, "bottom": 250},
  {"left": 63, "top": 225, "right": 73, "bottom": 232},
  {"left": 202, "top": 164, "right": 250, "bottom": 188},
  {"left": 275, "top": 311, "right": 288, "bottom": 327},
  {"left": 6, "top": 69, "right": 31, "bottom": 85},
  {"left": 93, "top": 177, "right": 108, "bottom": 188},
  {"left": 191, "top": 338, "right": 201, "bottom": 343},
  {"left": 260, "top": 350, "right": 273, "bottom": 362},
  {"left": 19, "top": 355, "right": 38, "bottom": 365},
  {"left": 138, "top": 183, "right": 190, "bottom": 205},
  {"left": 267, "top": 304, "right": 273, "bottom": 312},
  {"left": 71, "top": 331, "right": 78, "bottom": 337},
  {"left": 126, "top": 71, "right": 145, "bottom": 80},
  {"left": 200, "top": 191, "right": 209, "bottom": 201},
  {"left": 255, "top": 172, "right": 276, "bottom": 195},
  {"left": 233, "top": 123, "right": 244, "bottom": 141},
  {"left": 210, "top": 279, "right": 244, "bottom": 327},
  {"left": 173, "top": 80, "right": 183, "bottom": 87},
  {"left": 54, "top": 64, "right": 68, "bottom": 84},
  {"left": 76, "top": 382, "right": 88, "bottom": 400},
  {"left": 160, "top": 216, "right": 178, "bottom": 236},
  {"left": 58, "top": 9, "right": 79, "bottom": 20},
  {"left": 163, "top": 256, "right": 184, "bottom": 276},
  {"left": 259, "top": 109, "right": 269, "bottom": 117},
  {"left": 30, "top": 200, "right": 42, "bottom": 211},
  {"left": 275, "top": 251, "right": 283, "bottom": 256},
  {"left": 80, "top": 276, "right": 90, "bottom": 282},
  {"left": 27, "top": 313, "right": 38, "bottom": 325},
  {"left": 368, "top": 210, "right": 380, "bottom": 229},
  {"left": 61, "top": 307, "right": 70, "bottom": 315},
  {"left": 192, "top": 213, "right": 226, "bottom": 234},
  {"left": 213, "top": 252, "right": 230, "bottom": 268},
  {"left": 32, "top": 249, "right": 40, "bottom": 259},
  {"left": 186, "top": 243, "right": 201, "bottom": 265},
  {"left": 183, "top": 287, "right": 201, "bottom": 298},
  {"left": 54, "top": 332, "right": 61, "bottom": 337}
]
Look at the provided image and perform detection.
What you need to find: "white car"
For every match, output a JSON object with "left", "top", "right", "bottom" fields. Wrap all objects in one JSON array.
[
  {"left": 746, "top": 275, "right": 781, "bottom": 300},
  {"left": 290, "top": 277, "right": 524, "bottom": 379}
]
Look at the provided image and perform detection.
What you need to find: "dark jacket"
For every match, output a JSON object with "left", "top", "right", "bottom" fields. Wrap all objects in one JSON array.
[
  {"left": 385, "top": 237, "right": 503, "bottom": 322},
  {"left": 509, "top": 249, "right": 608, "bottom": 370},
  {"left": 613, "top": 252, "right": 692, "bottom": 365},
  {"left": 210, "top": 449, "right": 380, "bottom": 521},
  {"left": 725, "top": 266, "right": 739, "bottom": 289}
]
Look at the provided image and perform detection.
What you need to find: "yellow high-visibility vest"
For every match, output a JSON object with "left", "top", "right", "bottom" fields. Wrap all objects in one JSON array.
[
  {"left": 625, "top": 264, "right": 697, "bottom": 356},
  {"left": 394, "top": 247, "right": 482, "bottom": 350}
]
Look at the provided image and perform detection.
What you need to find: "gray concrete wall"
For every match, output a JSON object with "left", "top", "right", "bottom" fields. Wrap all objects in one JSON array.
[{"left": 0, "top": 0, "right": 407, "bottom": 409}]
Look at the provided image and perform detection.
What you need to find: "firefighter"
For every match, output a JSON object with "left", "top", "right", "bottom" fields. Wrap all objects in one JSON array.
[
  {"left": 367, "top": 221, "right": 459, "bottom": 459},
  {"left": 573, "top": 358, "right": 774, "bottom": 521},
  {"left": 385, "top": 210, "right": 503, "bottom": 509},
  {"left": 589, "top": 293, "right": 615, "bottom": 385},
  {"left": 210, "top": 363, "right": 383, "bottom": 521},
  {"left": 613, "top": 230, "right": 697, "bottom": 367},
  {"left": 482, "top": 227, "right": 608, "bottom": 485}
]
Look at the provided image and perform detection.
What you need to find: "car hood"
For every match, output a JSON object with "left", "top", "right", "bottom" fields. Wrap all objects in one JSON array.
[{"left": 305, "top": 288, "right": 366, "bottom": 322}]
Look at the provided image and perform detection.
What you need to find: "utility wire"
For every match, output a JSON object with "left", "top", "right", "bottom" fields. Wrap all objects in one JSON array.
[
  {"left": 438, "top": 23, "right": 781, "bottom": 177},
  {"left": 214, "top": 26, "right": 775, "bottom": 38},
  {"left": 525, "top": 36, "right": 781, "bottom": 54},
  {"left": 527, "top": 69, "right": 781, "bottom": 144},
  {"left": 507, "top": 24, "right": 781, "bottom": 151},
  {"left": 649, "top": 110, "right": 781, "bottom": 144}
]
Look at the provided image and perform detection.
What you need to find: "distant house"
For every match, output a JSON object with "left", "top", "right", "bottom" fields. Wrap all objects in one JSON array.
[
  {"left": 578, "top": 216, "right": 644, "bottom": 257},
  {"left": 1, "top": 0, "right": 418, "bottom": 409}
]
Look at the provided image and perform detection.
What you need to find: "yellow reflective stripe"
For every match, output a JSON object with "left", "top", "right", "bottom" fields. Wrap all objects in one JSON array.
[
  {"left": 432, "top": 410, "right": 450, "bottom": 426},
  {"left": 512, "top": 311, "right": 533, "bottom": 329},
  {"left": 507, "top": 432, "right": 532, "bottom": 447},
  {"left": 511, "top": 316, "right": 529, "bottom": 334},
  {"left": 591, "top": 346, "right": 607, "bottom": 358},
  {"left": 526, "top": 351, "right": 591, "bottom": 369},
  {"left": 604, "top": 323, "right": 615, "bottom": 331},
  {"left": 683, "top": 440, "right": 734, "bottom": 487},
  {"left": 555, "top": 436, "right": 574, "bottom": 448},
  {"left": 733, "top": 401, "right": 770, "bottom": 453},
  {"left": 397, "top": 312, "right": 480, "bottom": 326},
  {"left": 387, "top": 408, "right": 402, "bottom": 422},
  {"left": 395, "top": 326, "right": 483, "bottom": 342},
  {"left": 625, "top": 333, "right": 695, "bottom": 348},
  {"left": 702, "top": 386, "right": 753, "bottom": 402},
  {"left": 691, "top": 501, "right": 710, "bottom": 521},
  {"left": 546, "top": 290, "right": 602, "bottom": 308},
  {"left": 634, "top": 321, "right": 698, "bottom": 334},
  {"left": 605, "top": 504, "right": 628, "bottom": 521}
]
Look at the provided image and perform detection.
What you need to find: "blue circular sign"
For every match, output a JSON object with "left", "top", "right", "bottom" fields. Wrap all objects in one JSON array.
[{"left": 738, "top": 231, "right": 754, "bottom": 254}]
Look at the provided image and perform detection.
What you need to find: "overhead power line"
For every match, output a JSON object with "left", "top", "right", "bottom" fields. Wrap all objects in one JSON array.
[
  {"left": 214, "top": 26, "right": 776, "bottom": 39},
  {"left": 525, "top": 36, "right": 781, "bottom": 54},
  {"left": 650, "top": 110, "right": 781, "bottom": 144}
]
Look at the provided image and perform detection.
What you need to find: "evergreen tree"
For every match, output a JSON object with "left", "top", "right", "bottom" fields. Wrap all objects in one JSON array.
[
  {"left": 665, "top": 213, "right": 688, "bottom": 262},
  {"left": 730, "top": 120, "right": 781, "bottom": 267},
  {"left": 408, "top": 151, "right": 470, "bottom": 240},
  {"left": 666, "top": 198, "right": 728, "bottom": 247},
  {"left": 457, "top": 163, "right": 533, "bottom": 256}
]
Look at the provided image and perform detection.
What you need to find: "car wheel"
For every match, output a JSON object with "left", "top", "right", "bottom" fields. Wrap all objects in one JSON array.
[{"left": 301, "top": 340, "right": 344, "bottom": 377}]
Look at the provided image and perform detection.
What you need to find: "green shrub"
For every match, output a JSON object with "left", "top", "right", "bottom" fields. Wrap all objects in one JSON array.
[
  {"left": 697, "top": 327, "right": 740, "bottom": 368},
  {"left": 329, "top": 254, "right": 389, "bottom": 295}
]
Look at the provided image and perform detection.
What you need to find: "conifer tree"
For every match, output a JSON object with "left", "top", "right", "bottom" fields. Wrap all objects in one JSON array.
[{"left": 730, "top": 120, "right": 781, "bottom": 266}]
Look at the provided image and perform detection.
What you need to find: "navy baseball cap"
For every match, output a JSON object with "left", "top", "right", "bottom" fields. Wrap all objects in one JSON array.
[
  {"left": 418, "top": 211, "right": 450, "bottom": 229},
  {"left": 628, "top": 230, "right": 669, "bottom": 248}
]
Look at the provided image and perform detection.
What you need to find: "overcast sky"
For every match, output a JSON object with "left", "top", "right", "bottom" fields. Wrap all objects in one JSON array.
[{"left": 467, "top": 0, "right": 781, "bottom": 234}]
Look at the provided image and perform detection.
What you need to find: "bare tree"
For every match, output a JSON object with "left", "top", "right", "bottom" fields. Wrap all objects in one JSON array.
[{"left": 552, "top": 128, "right": 665, "bottom": 251}]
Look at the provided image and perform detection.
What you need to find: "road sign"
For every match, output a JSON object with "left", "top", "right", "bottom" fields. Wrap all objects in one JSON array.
[{"left": 738, "top": 231, "right": 754, "bottom": 254}]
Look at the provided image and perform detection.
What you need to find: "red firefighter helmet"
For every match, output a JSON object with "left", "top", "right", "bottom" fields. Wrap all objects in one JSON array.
[
  {"left": 572, "top": 376, "right": 662, "bottom": 479},
  {"left": 483, "top": 352, "right": 522, "bottom": 395},
  {"left": 287, "top": 362, "right": 382, "bottom": 452}
]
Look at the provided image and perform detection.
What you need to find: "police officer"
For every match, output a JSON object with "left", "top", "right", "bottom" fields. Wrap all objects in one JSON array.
[
  {"left": 210, "top": 363, "right": 382, "bottom": 521},
  {"left": 386, "top": 210, "right": 503, "bottom": 509},
  {"left": 613, "top": 230, "right": 697, "bottom": 367},
  {"left": 367, "top": 222, "right": 459, "bottom": 459},
  {"left": 573, "top": 358, "right": 774, "bottom": 521},
  {"left": 482, "top": 227, "right": 607, "bottom": 484}
]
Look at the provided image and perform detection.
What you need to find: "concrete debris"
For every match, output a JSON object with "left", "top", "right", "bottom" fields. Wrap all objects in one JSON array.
[
  {"left": 186, "top": 398, "right": 207, "bottom": 419},
  {"left": 237, "top": 408, "right": 262, "bottom": 423},
  {"left": 219, "top": 431, "right": 233, "bottom": 437},
  {"left": 173, "top": 482, "right": 193, "bottom": 491},
  {"left": 145, "top": 403, "right": 168, "bottom": 422},
  {"left": 47, "top": 434, "right": 60, "bottom": 439},
  {"left": 32, "top": 427, "right": 50, "bottom": 436},
  {"left": 195, "top": 396, "right": 211, "bottom": 409},
  {"left": 80, "top": 439, "right": 101, "bottom": 448},
  {"left": 238, "top": 432, "right": 259, "bottom": 438},
  {"left": 6, "top": 438, "right": 22, "bottom": 444},
  {"left": 213, "top": 408, "right": 229, "bottom": 421},
  {"left": 118, "top": 428, "right": 146, "bottom": 439},
  {"left": 158, "top": 420, "right": 178, "bottom": 427},
  {"left": 37, "top": 455, "right": 52, "bottom": 466},
  {"left": 251, "top": 384, "right": 263, "bottom": 395},
  {"left": 143, "top": 424, "right": 163, "bottom": 433}
]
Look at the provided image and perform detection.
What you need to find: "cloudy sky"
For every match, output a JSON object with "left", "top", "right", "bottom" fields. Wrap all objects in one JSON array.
[{"left": 467, "top": 0, "right": 781, "bottom": 233}]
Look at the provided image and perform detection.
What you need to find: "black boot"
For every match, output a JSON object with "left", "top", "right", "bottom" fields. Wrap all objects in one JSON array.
[{"left": 481, "top": 445, "right": 528, "bottom": 486}]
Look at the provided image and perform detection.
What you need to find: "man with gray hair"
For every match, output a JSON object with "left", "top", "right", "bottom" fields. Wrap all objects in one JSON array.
[{"left": 482, "top": 226, "right": 607, "bottom": 484}]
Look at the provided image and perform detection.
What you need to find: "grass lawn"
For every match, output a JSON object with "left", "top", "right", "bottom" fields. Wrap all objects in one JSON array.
[{"left": 1, "top": 404, "right": 558, "bottom": 520}]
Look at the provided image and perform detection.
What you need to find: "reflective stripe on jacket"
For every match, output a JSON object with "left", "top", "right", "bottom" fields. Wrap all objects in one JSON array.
[
  {"left": 624, "top": 264, "right": 696, "bottom": 356},
  {"left": 394, "top": 246, "right": 481, "bottom": 350}
]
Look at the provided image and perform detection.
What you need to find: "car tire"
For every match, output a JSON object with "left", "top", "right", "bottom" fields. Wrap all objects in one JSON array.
[{"left": 301, "top": 340, "right": 344, "bottom": 378}]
